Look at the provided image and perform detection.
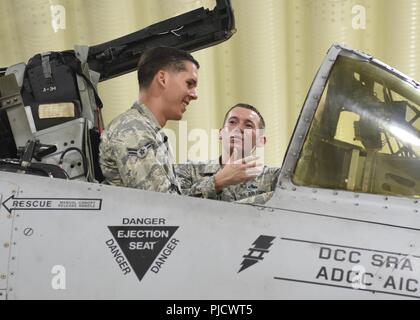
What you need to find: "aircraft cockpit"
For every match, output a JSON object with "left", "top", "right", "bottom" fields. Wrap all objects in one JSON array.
[{"left": 293, "top": 50, "right": 420, "bottom": 199}]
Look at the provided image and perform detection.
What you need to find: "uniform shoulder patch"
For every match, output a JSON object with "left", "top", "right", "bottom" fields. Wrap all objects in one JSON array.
[{"left": 127, "top": 143, "right": 153, "bottom": 159}]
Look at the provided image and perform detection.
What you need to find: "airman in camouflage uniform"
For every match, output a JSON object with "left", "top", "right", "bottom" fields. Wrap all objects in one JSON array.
[
  {"left": 99, "top": 101, "right": 180, "bottom": 193},
  {"left": 176, "top": 103, "right": 280, "bottom": 205},
  {"left": 176, "top": 159, "right": 280, "bottom": 203},
  {"left": 99, "top": 46, "right": 199, "bottom": 193}
]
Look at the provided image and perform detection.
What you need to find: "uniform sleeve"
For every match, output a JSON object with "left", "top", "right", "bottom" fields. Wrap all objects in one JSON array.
[
  {"left": 235, "top": 191, "right": 274, "bottom": 205},
  {"left": 175, "top": 163, "right": 219, "bottom": 199},
  {"left": 268, "top": 167, "right": 281, "bottom": 191},
  {"left": 110, "top": 131, "right": 178, "bottom": 194},
  {"left": 235, "top": 167, "right": 281, "bottom": 205}
]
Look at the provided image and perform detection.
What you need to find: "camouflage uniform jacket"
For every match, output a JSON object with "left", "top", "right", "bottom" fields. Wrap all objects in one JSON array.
[
  {"left": 99, "top": 101, "right": 180, "bottom": 194},
  {"left": 175, "top": 159, "right": 281, "bottom": 204}
]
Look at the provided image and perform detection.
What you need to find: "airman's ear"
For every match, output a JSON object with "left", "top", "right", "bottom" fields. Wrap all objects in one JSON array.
[
  {"left": 257, "top": 135, "right": 267, "bottom": 147},
  {"left": 156, "top": 70, "right": 167, "bottom": 87}
]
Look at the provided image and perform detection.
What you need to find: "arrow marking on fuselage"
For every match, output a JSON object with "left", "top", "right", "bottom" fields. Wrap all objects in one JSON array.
[{"left": 1, "top": 195, "right": 102, "bottom": 213}]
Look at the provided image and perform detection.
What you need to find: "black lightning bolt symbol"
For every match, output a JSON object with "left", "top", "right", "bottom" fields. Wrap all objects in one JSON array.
[{"left": 238, "top": 235, "right": 275, "bottom": 273}]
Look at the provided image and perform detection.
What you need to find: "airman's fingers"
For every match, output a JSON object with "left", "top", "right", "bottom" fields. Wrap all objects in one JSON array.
[
  {"left": 243, "top": 161, "right": 257, "bottom": 168},
  {"left": 233, "top": 155, "right": 259, "bottom": 165},
  {"left": 244, "top": 168, "right": 261, "bottom": 177},
  {"left": 243, "top": 155, "right": 259, "bottom": 163},
  {"left": 228, "top": 148, "right": 239, "bottom": 163}
]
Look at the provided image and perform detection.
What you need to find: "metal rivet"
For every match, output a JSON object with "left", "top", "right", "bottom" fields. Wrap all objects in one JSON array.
[
  {"left": 333, "top": 191, "right": 338, "bottom": 195},
  {"left": 312, "top": 190, "right": 317, "bottom": 193},
  {"left": 354, "top": 194, "right": 359, "bottom": 198},
  {"left": 292, "top": 187, "right": 296, "bottom": 191},
  {"left": 384, "top": 197, "right": 388, "bottom": 201},
  {"left": 0, "top": 274, "right": 6, "bottom": 280},
  {"left": 268, "top": 208, "right": 274, "bottom": 212},
  {"left": 23, "top": 228, "right": 33, "bottom": 236},
  {"left": 354, "top": 203, "right": 359, "bottom": 206},
  {"left": 384, "top": 206, "right": 388, "bottom": 209},
  {"left": 3, "top": 243, "right": 9, "bottom": 248}
]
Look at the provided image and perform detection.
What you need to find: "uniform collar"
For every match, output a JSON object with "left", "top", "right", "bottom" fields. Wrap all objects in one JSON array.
[{"left": 132, "top": 101, "right": 162, "bottom": 131}]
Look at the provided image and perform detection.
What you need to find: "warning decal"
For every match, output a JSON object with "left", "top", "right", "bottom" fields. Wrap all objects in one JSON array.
[
  {"left": 2, "top": 195, "right": 101, "bottom": 213},
  {"left": 108, "top": 226, "right": 178, "bottom": 282},
  {"left": 238, "top": 235, "right": 276, "bottom": 273}
]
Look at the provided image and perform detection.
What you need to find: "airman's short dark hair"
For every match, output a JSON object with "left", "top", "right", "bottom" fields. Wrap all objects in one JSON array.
[
  {"left": 137, "top": 46, "right": 200, "bottom": 89},
  {"left": 223, "top": 103, "right": 266, "bottom": 129}
]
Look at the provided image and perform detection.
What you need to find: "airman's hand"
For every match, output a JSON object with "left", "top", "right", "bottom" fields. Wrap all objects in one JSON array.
[{"left": 214, "top": 149, "right": 262, "bottom": 192}]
